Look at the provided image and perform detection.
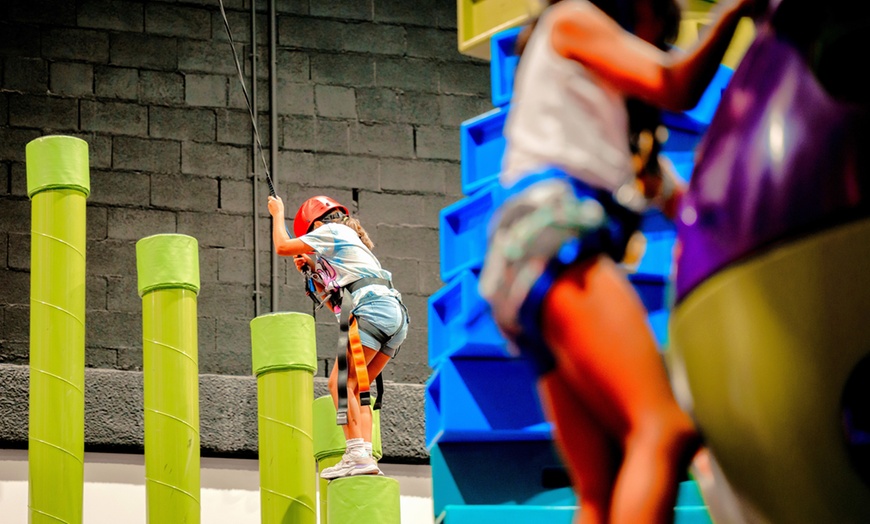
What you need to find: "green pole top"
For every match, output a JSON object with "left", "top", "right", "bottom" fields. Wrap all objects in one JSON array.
[
  {"left": 136, "top": 234, "right": 201, "bottom": 297},
  {"left": 26, "top": 135, "right": 90, "bottom": 198},
  {"left": 251, "top": 312, "right": 317, "bottom": 376}
]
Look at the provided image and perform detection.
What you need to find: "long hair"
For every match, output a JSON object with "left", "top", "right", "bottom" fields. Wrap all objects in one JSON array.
[
  {"left": 342, "top": 216, "right": 375, "bottom": 251},
  {"left": 320, "top": 212, "right": 375, "bottom": 251}
]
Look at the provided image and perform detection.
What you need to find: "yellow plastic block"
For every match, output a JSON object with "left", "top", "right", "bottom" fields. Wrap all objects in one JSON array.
[{"left": 457, "top": 0, "right": 531, "bottom": 60}]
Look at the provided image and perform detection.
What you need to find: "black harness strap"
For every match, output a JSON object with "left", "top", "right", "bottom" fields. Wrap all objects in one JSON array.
[{"left": 335, "top": 288, "right": 352, "bottom": 426}]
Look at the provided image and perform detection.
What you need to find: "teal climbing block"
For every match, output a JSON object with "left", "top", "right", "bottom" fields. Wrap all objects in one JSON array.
[{"left": 425, "top": 357, "right": 552, "bottom": 448}]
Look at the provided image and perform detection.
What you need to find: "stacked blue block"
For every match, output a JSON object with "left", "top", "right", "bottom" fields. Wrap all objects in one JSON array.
[
  {"left": 490, "top": 26, "right": 522, "bottom": 107},
  {"left": 459, "top": 107, "right": 508, "bottom": 196},
  {"left": 427, "top": 268, "right": 509, "bottom": 369},
  {"left": 430, "top": 23, "right": 730, "bottom": 522}
]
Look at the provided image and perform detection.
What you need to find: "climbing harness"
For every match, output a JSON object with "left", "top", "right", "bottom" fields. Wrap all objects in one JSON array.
[{"left": 302, "top": 269, "right": 392, "bottom": 425}]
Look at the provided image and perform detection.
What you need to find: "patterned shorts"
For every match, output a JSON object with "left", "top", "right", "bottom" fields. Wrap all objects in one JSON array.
[{"left": 479, "top": 168, "right": 641, "bottom": 374}]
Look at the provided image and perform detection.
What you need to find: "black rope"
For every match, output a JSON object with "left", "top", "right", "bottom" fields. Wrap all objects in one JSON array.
[{"left": 218, "top": 0, "right": 276, "bottom": 197}]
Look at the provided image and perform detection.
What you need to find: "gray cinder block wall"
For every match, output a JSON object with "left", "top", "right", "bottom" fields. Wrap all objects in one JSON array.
[{"left": 0, "top": 0, "right": 492, "bottom": 462}]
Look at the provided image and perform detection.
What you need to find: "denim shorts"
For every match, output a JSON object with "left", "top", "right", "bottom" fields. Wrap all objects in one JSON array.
[
  {"left": 352, "top": 294, "right": 409, "bottom": 358},
  {"left": 479, "top": 168, "right": 640, "bottom": 373}
]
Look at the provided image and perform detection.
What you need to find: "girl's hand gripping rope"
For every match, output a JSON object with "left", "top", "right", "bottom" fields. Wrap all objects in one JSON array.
[{"left": 267, "top": 195, "right": 284, "bottom": 218}]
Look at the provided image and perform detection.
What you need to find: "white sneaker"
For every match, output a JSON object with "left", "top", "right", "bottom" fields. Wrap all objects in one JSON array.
[{"left": 320, "top": 449, "right": 381, "bottom": 480}]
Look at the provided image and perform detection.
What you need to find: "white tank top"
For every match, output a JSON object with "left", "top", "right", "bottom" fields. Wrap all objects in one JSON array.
[{"left": 501, "top": 0, "right": 633, "bottom": 192}]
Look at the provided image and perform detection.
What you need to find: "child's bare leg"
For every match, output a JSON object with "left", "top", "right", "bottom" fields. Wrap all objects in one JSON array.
[
  {"left": 539, "top": 370, "right": 616, "bottom": 524},
  {"left": 541, "top": 256, "right": 698, "bottom": 524},
  {"left": 328, "top": 359, "right": 358, "bottom": 440},
  {"left": 358, "top": 347, "right": 390, "bottom": 443}
]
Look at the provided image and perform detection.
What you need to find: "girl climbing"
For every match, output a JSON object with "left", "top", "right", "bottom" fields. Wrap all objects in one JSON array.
[
  {"left": 479, "top": 0, "right": 766, "bottom": 522},
  {"left": 268, "top": 195, "right": 409, "bottom": 479}
]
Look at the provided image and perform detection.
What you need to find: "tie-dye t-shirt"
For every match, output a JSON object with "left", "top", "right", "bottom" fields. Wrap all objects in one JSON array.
[{"left": 298, "top": 223, "right": 400, "bottom": 306}]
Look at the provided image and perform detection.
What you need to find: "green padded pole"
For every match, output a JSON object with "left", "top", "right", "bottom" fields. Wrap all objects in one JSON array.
[
  {"left": 313, "top": 395, "right": 383, "bottom": 524},
  {"left": 27, "top": 135, "right": 90, "bottom": 524},
  {"left": 251, "top": 312, "right": 318, "bottom": 524},
  {"left": 136, "top": 234, "right": 201, "bottom": 524},
  {"left": 326, "top": 476, "right": 401, "bottom": 524}
]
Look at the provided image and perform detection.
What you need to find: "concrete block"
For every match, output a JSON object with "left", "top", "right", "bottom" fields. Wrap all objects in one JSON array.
[
  {"left": 314, "top": 118, "right": 351, "bottom": 154},
  {"left": 78, "top": 0, "right": 144, "bottom": 32},
  {"left": 379, "top": 256, "right": 420, "bottom": 295},
  {"left": 311, "top": 53, "right": 375, "bottom": 87},
  {"left": 282, "top": 114, "right": 316, "bottom": 151},
  {"left": 8, "top": 94, "right": 78, "bottom": 131},
  {"left": 315, "top": 153, "right": 379, "bottom": 190},
  {"left": 310, "top": 0, "right": 373, "bottom": 20},
  {"left": 440, "top": 94, "right": 493, "bottom": 127},
  {"left": 5, "top": 0, "right": 76, "bottom": 26},
  {"left": 212, "top": 10, "right": 262, "bottom": 45},
  {"left": 87, "top": 275, "right": 108, "bottom": 311},
  {"left": 1, "top": 94, "right": 7, "bottom": 126},
  {"left": 276, "top": 80, "right": 315, "bottom": 115},
  {"left": 107, "top": 208, "right": 176, "bottom": 241},
  {"left": 376, "top": 224, "right": 439, "bottom": 260},
  {"left": 279, "top": 17, "right": 404, "bottom": 55},
  {"left": 439, "top": 62, "right": 491, "bottom": 97},
  {"left": 419, "top": 260, "right": 442, "bottom": 295},
  {"left": 374, "top": 0, "right": 438, "bottom": 27},
  {"left": 276, "top": 49, "right": 310, "bottom": 81},
  {"left": 0, "top": 232, "right": 6, "bottom": 268},
  {"left": 150, "top": 106, "right": 216, "bottom": 142},
  {"left": 81, "top": 100, "right": 147, "bottom": 136},
  {"left": 376, "top": 57, "right": 439, "bottom": 92},
  {"left": 86, "top": 309, "right": 141, "bottom": 348},
  {"left": 0, "top": 127, "right": 41, "bottom": 162},
  {"left": 86, "top": 347, "right": 119, "bottom": 369},
  {"left": 177, "top": 211, "right": 249, "bottom": 248},
  {"left": 197, "top": 282, "right": 256, "bottom": 318},
  {"left": 145, "top": 3, "right": 211, "bottom": 39},
  {"left": 49, "top": 62, "right": 93, "bottom": 97},
  {"left": 315, "top": 84, "right": 356, "bottom": 119},
  {"left": 217, "top": 248, "right": 255, "bottom": 283},
  {"left": 110, "top": 33, "right": 177, "bottom": 70},
  {"left": 0, "top": 199, "right": 30, "bottom": 235},
  {"left": 415, "top": 125, "right": 460, "bottom": 161},
  {"left": 362, "top": 192, "right": 446, "bottom": 229},
  {"left": 356, "top": 87, "right": 400, "bottom": 123},
  {"left": 88, "top": 239, "right": 137, "bottom": 277},
  {"left": 88, "top": 170, "right": 150, "bottom": 207},
  {"left": 0, "top": 23, "right": 42, "bottom": 59},
  {"left": 208, "top": 317, "right": 254, "bottom": 375},
  {"left": 219, "top": 179, "right": 255, "bottom": 215},
  {"left": 350, "top": 122, "right": 414, "bottom": 158},
  {"left": 178, "top": 39, "right": 236, "bottom": 75},
  {"left": 379, "top": 158, "right": 449, "bottom": 194},
  {"left": 3, "top": 57, "right": 48, "bottom": 93},
  {"left": 182, "top": 141, "right": 249, "bottom": 179},
  {"left": 106, "top": 276, "right": 139, "bottom": 313},
  {"left": 199, "top": 246, "right": 220, "bottom": 282},
  {"left": 88, "top": 207, "right": 108, "bottom": 240},
  {"left": 406, "top": 27, "right": 473, "bottom": 62},
  {"left": 2, "top": 305, "right": 29, "bottom": 343},
  {"left": 6, "top": 233, "right": 28, "bottom": 271},
  {"left": 217, "top": 109, "right": 263, "bottom": 146},
  {"left": 398, "top": 91, "right": 441, "bottom": 125},
  {"left": 114, "top": 136, "right": 180, "bottom": 173},
  {"left": 185, "top": 73, "right": 228, "bottom": 107},
  {"left": 41, "top": 28, "right": 109, "bottom": 62},
  {"left": 140, "top": 70, "right": 184, "bottom": 104},
  {"left": 152, "top": 175, "right": 218, "bottom": 212}
]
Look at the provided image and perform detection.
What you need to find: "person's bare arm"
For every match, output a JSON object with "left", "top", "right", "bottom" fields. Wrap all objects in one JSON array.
[
  {"left": 550, "top": 0, "right": 763, "bottom": 111},
  {"left": 267, "top": 196, "right": 315, "bottom": 257}
]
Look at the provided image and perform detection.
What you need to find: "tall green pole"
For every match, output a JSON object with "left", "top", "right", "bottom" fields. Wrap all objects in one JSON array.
[
  {"left": 251, "top": 312, "right": 317, "bottom": 524},
  {"left": 136, "top": 234, "right": 201, "bottom": 524},
  {"left": 27, "top": 135, "right": 90, "bottom": 524}
]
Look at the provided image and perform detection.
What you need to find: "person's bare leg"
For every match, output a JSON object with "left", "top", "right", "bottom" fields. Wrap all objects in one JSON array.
[
  {"left": 541, "top": 256, "right": 698, "bottom": 524},
  {"left": 358, "top": 347, "right": 390, "bottom": 443},
  {"left": 540, "top": 370, "right": 616, "bottom": 524}
]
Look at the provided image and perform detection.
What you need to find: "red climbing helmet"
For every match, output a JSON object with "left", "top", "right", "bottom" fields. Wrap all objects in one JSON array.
[{"left": 293, "top": 196, "right": 349, "bottom": 238}]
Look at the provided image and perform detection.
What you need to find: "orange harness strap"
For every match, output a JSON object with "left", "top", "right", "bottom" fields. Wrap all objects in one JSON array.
[{"left": 348, "top": 316, "right": 372, "bottom": 406}]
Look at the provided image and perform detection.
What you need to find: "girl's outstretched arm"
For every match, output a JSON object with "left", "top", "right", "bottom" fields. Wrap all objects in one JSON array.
[
  {"left": 551, "top": 0, "right": 766, "bottom": 111},
  {"left": 267, "top": 196, "right": 315, "bottom": 257}
]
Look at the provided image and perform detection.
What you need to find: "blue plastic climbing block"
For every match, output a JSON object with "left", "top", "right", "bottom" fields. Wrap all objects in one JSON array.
[
  {"left": 663, "top": 63, "right": 733, "bottom": 133},
  {"left": 460, "top": 107, "right": 508, "bottom": 196},
  {"left": 425, "top": 356, "right": 552, "bottom": 448},
  {"left": 439, "top": 182, "right": 501, "bottom": 282},
  {"left": 428, "top": 269, "right": 509, "bottom": 368},
  {"left": 437, "top": 505, "right": 576, "bottom": 524},
  {"left": 628, "top": 273, "right": 669, "bottom": 314},
  {"left": 430, "top": 440, "right": 575, "bottom": 516},
  {"left": 490, "top": 26, "right": 523, "bottom": 107},
  {"left": 635, "top": 230, "right": 677, "bottom": 278}
]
